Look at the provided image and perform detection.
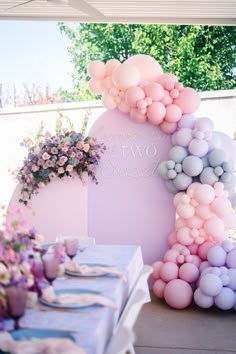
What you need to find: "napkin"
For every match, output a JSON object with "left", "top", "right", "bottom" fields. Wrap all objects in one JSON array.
[
  {"left": 65, "top": 260, "right": 126, "bottom": 280},
  {"left": 41, "top": 286, "right": 118, "bottom": 310},
  {"left": 0, "top": 331, "right": 85, "bottom": 354}
]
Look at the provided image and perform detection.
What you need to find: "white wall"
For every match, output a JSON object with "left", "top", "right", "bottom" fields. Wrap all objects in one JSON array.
[{"left": 0, "top": 90, "right": 235, "bottom": 205}]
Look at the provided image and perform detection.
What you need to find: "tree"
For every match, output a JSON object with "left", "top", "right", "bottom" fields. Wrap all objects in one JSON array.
[{"left": 59, "top": 23, "right": 236, "bottom": 100}]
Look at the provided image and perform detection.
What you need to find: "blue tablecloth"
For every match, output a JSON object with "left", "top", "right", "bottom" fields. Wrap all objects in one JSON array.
[{"left": 5, "top": 245, "right": 145, "bottom": 354}]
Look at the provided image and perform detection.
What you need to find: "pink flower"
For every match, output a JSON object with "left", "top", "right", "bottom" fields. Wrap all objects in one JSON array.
[
  {"left": 58, "top": 167, "right": 64, "bottom": 174},
  {"left": 44, "top": 131, "right": 51, "bottom": 138},
  {"left": 42, "top": 152, "right": 50, "bottom": 160},
  {"left": 38, "top": 182, "right": 45, "bottom": 188},
  {"left": 6, "top": 249, "right": 17, "bottom": 263},
  {"left": 62, "top": 128, "right": 68, "bottom": 134},
  {"left": 49, "top": 172, "right": 56, "bottom": 180},
  {"left": 83, "top": 144, "right": 90, "bottom": 153},
  {"left": 66, "top": 165, "right": 73, "bottom": 172},
  {"left": 32, "top": 164, "right": 39, "bottom": 172},
  {"left": 76, "top": 141, "right": 84, "bottom": 149},
  {"left": 51, "top": 147, "right": 58, "bottom": 154}
]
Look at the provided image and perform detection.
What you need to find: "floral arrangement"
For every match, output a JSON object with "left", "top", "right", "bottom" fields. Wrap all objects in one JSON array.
[
  {"left": 16, "top": 128, "right": 106, "bottom": 205},
  {"left": 0, "top": 205, "right": 44, "bottom": 288}
]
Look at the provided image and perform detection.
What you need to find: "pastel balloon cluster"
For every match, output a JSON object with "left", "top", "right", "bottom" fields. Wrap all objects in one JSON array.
[
  {"left": 194, "top": 240, "right": 236, "bottom": 310},
  {"left": 87, "top": 54, "right": 200, "bottom": 133},
  {"left": 158, "top": 115, "right": 235, "bottom": 195},
  {"left": 152, "top": 182, "right": 236, "bottom": 309},
  {"left": 171, "top": 182, "right": 236, "bottom": 246}
]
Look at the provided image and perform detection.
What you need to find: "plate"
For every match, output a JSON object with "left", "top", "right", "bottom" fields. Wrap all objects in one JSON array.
[
  {"left": 0, "top": 329, "right": 75, "bottom": 354},
  {"left": 65, "top": 263, "right": 112, "bottom": 277},
  {"left": 39, "top": 288, "right": 100, "bottom": 309}
]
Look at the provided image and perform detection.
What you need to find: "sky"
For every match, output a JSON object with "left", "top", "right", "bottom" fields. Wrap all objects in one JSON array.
[{"left": 0, "top": 21, "right": 74, "bottom": 92}]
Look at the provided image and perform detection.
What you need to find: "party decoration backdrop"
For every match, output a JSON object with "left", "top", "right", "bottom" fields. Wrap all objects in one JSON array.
[{"left": 87, "top": 54, "right": 236, "bottom": 311}]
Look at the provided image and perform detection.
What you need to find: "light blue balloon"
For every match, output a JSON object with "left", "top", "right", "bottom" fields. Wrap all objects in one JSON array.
[
  {"left": 157, "top": 161, "right": 169, "bottom": 180},
  {"left": 173, "top": 172, "right": 192, "bottom": 190},
  {"left": 167, "top": 169, "right": 177, "bottom": 179},
  {"left": 201, "top": 156, "right": 209, "bottom": 168},
  {"left": 165, "top": 180, "right": 179, "bottom": 194},
  {"left": 208, "top": 149, "right": 227, "bottom": 167},
  {"left": 200, "top": 167, "right": 219, "bottom": 185},
  {"left": 175, "top": 163, "right": 182, "bottom": 173},
  {"left": 166, "top": 160, "right": 175, "bottom": 169},
  {"left": 182, "top": 155, "right": 203, "bottom": 177},
  {"left": 220, "top": 172, "right": 232, "bottom": 183},
  {"left": 168, "top": 146, "right": 188, "bottom": 163},
  {"left": 223, "top": 161, "right": 234, "bottom": 173},
  {"left": 214, "top": 166, "right": 224, "bottom": 177}
]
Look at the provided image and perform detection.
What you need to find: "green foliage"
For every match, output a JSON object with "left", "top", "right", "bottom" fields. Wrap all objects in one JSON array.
[{"left": 59, "top": 23, "right": 236, "bottom": 99}]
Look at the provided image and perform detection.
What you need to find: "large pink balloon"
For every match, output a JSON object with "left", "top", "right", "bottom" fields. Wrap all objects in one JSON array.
[
  {"left": 163, "top": 249, "right": 179, "bottom": 263},
  {"left": 174, "top": 88, "right": 200, "bottom": 114},
  {"left": 193, "top": 184, "right": 215, "bottom": 204},
  {"left": 101, "top": 93, "right": 117, "bottom": 110},
  {"left": 156, "top": 74, "right": 177, "bottom": 91},
  {"left": 153, "top": 279, "right": 166, "bottom": 299},
  {"left": 147, "top": 102, "right": 166, "bottom": 125},
  {"left": 87, "top": 60, "right": 106, "bottom": 79},
  {"left": 204, "top": 217, "right": 225, "bottom": 240},
  {"left": 179, "top": 263, "right": 199, "bottom": 283},
  {"left": 197, "top": 241, "right": 214, "bottom": 260},
  {"left": 112, "top": 63, "right": 140, "bottom": 90},
  {"left": 160, "top": 120, "right": 177, "bottom": 134},
  {"left": 159, "top": 262, "right": 179, "bottom": 282},
  {"left": 165, "top": 104, "right": 182, "bottom": 123},
  {"left": 125, "top": 86, "right": 145, "bottom": 107},
  {"left": 144, "top": 83, "right": 164, "bottom": 101},
  {"left": 105, "top": 59, "right": 121, "bottom": 75},
  {"left": 164, "top": 279, "right": 193, "bottom": 309},
  {"left": 161, "top": 90, "right": 173, "bottom": 106},
  {"left": 88, "top": 78, "right": 103, "bottom": 94},
  {"left": 125, "top": 54, "right": 163, "bottom": 82}
]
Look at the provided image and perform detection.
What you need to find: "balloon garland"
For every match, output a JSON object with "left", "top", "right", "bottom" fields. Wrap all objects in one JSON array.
[{"left": 87, "top": 54, "right": 236, "bottom": 310}]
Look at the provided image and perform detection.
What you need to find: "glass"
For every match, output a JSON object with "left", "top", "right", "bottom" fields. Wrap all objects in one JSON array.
[
  {"left": 64, "top": 238, "right": 79, "bottom": 260},
  {"left": 42, "top": 253, "right": 59, "bottom": 286},
  {"left": 5, "top": 284, "right": 27, "bottom": 330}
]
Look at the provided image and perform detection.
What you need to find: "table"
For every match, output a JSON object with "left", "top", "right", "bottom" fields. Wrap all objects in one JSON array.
[{"left": 5, "top": 245, "right": 145, "bottom": 354}]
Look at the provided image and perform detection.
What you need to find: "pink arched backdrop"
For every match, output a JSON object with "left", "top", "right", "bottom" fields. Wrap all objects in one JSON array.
[
  {"left": 88, "top": 110, "right": 175, "bottom": 265},
  {"left": 8, "top": 109, "right": 175, "bottom": 265}
]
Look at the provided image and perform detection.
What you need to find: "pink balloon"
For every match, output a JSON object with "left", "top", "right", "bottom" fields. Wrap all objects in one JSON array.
[
  {"left": 105, "top": 59, "right": 121, "bottom": 75},
  {"left": 222, "top": 211, "right": 236, "bottom": 229},
  {"left": 144, "top": 83, "right": 164, "bottom": 101},
  {"left": 102, "top": 76, "right": 114, "bottom": 90},
  {"left": 175, "top": 217, "right": 186, "bottom": 230},
  {"left": 190, "top": 255, "right": 202, "bottom": 267},
  {"left": 165, "top": 104, "right": 182, "bottom": 123},
  {"left": 151, "top": 261, "right": 163, "bottom": 279},
  {"left": 173, "top": 192, "right": 185, "bottom": 208},
  {"left": 193, "top": 184, "right": 215, "bottom": 204},
  {"left": 186, "top": 216, "right": 203, "bottom": 229},
  {"left": 177, "top": 227, "right": 193, "bottom": 246},
  {"left": 125, "top": 54, "right": 163, "bottom": 82},
  {"left": 101, "top": 93, "right": 117, "bottom": 110},
  {"left": 88, "top": 78, "right": 103, "bottom": 94},
  {"left": 125, "top": 86, "right": 145, "bottom": 107},
  {"left": 164, "top": 279, "right": 193, "bottom": 309},
  {"left": 87, "top": 60, "right": 106, "bottom": 79},
  {"left": 195, "top": 205, "right": 213, "bottom": 219},
  {"left": 187, "top": 243, "right": 199, "bottom": 255},
  {"left": 130, "top": 109, "right": 146, "bottom": 123},
  {"left": 118, "top": 100, "right": 130, "bottom": 113},
  {"left": 147, "top": 102, "right": 166, "bottom": 125},
  {"left": 204, "top": 217, "right": 225, "bottom": 239},
  {"left": 211, "top": 197, "right": 231, "bottom": 217},
  {"left": 174, "top": 88, "right": 200, "bottom": 114},
  {"left": 163, "top": 249, "right": 179, "bottom": 263},
  {"left": 161, "top": 90, "right": 173, "bottom": 106},
  {"left": 177, "top": 203, "right": 195, "bottom": 219},
  {"left": 179, "top": 263, "right": 199, "bottom": 283},
  {"left": 156, "top": 74, "right": 177, "bottom": 91},
  {"left": 153, "top": 279, "right": 166, "bottom": 299},
  {"left": 159, "top": 262, "right": 179, "bottom": 282},
  {"left": 160, "top": 120, "right": 177, "bottom": 134},
  {"left": 168, "top": 231, "right": 177, "bottom": 246},
  {"left": 112, "top": 63, "right": 140, "bottom": 90}
]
